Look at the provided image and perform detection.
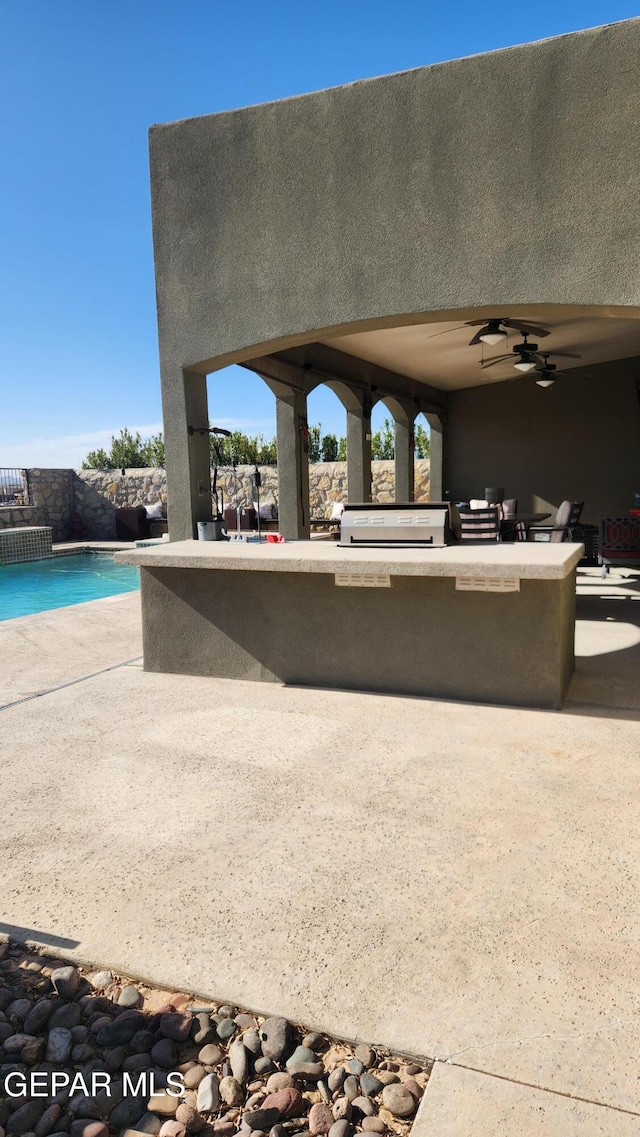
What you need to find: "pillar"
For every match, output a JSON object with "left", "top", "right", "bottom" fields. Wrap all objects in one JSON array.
[
  {"left": 426, "top": 413, "right": 444, "bottom": 501},
  {"left": 394, "top": 416, "right": 415, "bottom": 502},
  {"left": 163, "top": 367, "right": 212, "bottom": 542},
  {"left": 275, "top": 387, "right": 310, "bottom": 539},
  {"left": 346, "top": 400, "right": 372, "bottom": 503}
]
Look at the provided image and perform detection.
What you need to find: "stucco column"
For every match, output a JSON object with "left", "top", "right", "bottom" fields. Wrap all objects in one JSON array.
[
  {"left": 426, "top": 413, "right": 444, "bottom": 501},
  {"left": 346, "top": 402, "right": 372, "bottom": 503},
  {"left": 275, "top": 387, "right": 310, "bottom": 539},
  {"left": 394, "top": 418, "right": 415, "bottom": 502},
  {"left": 163, "top": 367, "right": 212, "bottom": 542}
]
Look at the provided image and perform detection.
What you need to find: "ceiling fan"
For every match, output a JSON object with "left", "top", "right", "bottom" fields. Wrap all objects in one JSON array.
[
  {"left": 534, "top": 354, "right": 558, "bottom": 388},
  {"left": 534, "top": 353, "right": 594, "bottom": 388},
  {"left": 481, "top": 335, "right": 581, "bottom": 374},
  {"left": 427, "top": 317, "right": 550, "bottom": 347}
]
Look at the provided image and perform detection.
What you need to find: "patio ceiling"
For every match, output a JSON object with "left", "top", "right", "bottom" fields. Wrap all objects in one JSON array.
[{"left": 320, "top": 315, "right": 640, "bottom": 391}]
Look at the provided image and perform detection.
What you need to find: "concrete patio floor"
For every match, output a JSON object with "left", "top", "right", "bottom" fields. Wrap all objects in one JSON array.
[{"left": 1, "top": 568, "right": 639, "bottom": 1133}]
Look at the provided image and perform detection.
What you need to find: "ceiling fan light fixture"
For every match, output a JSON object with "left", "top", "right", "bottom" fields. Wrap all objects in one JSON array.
[
  {"left": 536, "top": 377, "right": 556, "bottom": 388},
  {"left": 514, "top": 359, "right": 537, "bottom": 372},
  {"left": 478, "top": 321, "right": 508, "bottom": 346}
]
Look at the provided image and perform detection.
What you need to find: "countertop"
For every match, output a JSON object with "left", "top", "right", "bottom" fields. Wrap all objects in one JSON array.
[{"left": 115, "top": 539, "right": 584, "bottom": 580}]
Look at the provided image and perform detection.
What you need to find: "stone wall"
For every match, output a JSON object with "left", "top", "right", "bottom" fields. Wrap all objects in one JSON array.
[
  {"left": 0, "top": 461, "right": 430, "bottom": 541},
  {"left": 77, "top": 460, "right": 431, "bottom": 515},
  {"left": 0, "top": 470, "right": 115, "bottom": 542}
]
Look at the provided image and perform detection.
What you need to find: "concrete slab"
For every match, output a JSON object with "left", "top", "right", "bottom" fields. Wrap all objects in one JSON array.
[
  {"left": 2, "top": 654, "right": 640, "bottom": 1113},
  {"left": 0, "top": 591, "right": 142, "bottom": 706},
  {"left": 571, "top": 568, "right": 640, "bottom": 711},
  {"left": 414, "top": 1063, "right": 640, "bottom": 1135}
]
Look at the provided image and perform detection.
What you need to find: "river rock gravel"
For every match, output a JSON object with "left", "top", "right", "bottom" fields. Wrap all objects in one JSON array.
[{"left": 0, "top": 941, "right": 430, "bottom": 1137}]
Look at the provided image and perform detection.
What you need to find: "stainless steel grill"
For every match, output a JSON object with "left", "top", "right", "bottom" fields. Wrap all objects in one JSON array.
[{"left": 339, "top": 502, "right": 451, "bottom": 548}]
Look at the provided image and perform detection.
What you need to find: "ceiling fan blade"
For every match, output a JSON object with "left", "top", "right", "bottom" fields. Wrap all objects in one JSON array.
[
  {"left": 480, "top": 355, "right": 516, "bottom": 369},
  {"left": 543, "top": 350, "right": 581, "bottom": 360},
  {"left": 559, "top": 366, "right": 594, "bottom": 378},
  {"left": 504, "top": 320, "right": 550, "bottom": 338},
  {"left": 468, "top": 329, "right": 489, "bottom": 346},
  {"left": 425, "top": 327, "right": 461, "bottom": 340}
]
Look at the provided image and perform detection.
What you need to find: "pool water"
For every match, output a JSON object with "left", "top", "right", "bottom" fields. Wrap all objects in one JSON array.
[{"left": 0, "top": 554, "right": 140, "bottom": 621}]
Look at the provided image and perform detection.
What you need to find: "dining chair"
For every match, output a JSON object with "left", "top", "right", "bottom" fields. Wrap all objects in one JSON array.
[
  {"left": 528, "top": 501, "right": 583, "bottom": 542},
  {"left": 458, "top": 506, "right": 501, "bottom": 542}
]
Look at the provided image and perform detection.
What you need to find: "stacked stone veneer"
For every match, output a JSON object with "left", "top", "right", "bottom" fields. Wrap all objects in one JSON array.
[
  {"left": 79, "top": 459, "right": 431, "bottom": 514},
  {"left": 0, "top": 470, "right": 116, "bottom": 542},
  {"left": 0, "top": 461, "right": 430, "bottom": 541}
]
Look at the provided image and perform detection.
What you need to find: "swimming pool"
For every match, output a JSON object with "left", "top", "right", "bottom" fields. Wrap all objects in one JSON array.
[{"left": 0, "top": 554, "right": 140, "bottom": 621}]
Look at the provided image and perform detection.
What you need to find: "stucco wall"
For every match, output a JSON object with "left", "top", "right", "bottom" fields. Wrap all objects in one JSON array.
[
  {"left": 150, "top": 19, "right": 640, "bottom": 379},
  {"left": 445, "top": 358, "right": 640, "bottom": 524}
]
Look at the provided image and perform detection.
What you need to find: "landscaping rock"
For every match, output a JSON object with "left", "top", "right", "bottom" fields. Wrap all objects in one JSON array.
[
  {"left": 198, "top": 1042, "right": 224, "bottom": 1066},
  {"left": 286, "top": 1045, "right": 316, "bottom": 1069},
  {"left": 152, "top": 1037, "right": 178, "bottom": 1068},
  {"left": 197, "top": 1072, "right": 220, "bottom": 1113},
  {"left": 0, "top": 940, "right": 430, "bottom": 1137},
  {"left": 328, "top": 1122, "right": 351, "bottom": 1137},
  {"left": 360, "top": 1073, "right": 383, "bottom": 1097},
  {"left": 261, "top": 1086, "right": 304, "bottom": 1118},
  {"left": 50, "top": 965, "right": 80, "bottom": 999},
  {"left": 216, "top": 1017, "right": 236, "bottom": 1042},
  {"left": 381, "top": 1084, "right": 416, "bottom": 1119},
  {"left": 96, "top": 1010, "right": 146, "bottom": 1046},
  {"left": 46, "top": 1026, "right": 73, "bottom": 1062},
  {"left": 119, "top": 985, "right": 143, "bottom": 1008},
  {"left": 219, "top": 1076, "right": 244, "bottom": 1107},
  {"left": 308, "top": 1103, "right": 334, "bottom": 1135},
  {"left": 243, "top": 1109, "right": 280, "bottom": 1131},
  {"left": 228, "top": 1038, "right": 249, "bottom": 1084},
  {"left": 327, "top": 1068, "right": 346, "bottom": 1093},
  {"left": 351, "top": 1097, "right": 375, "bottom": 1117},
  {"left": 259, "top": 1017, "right": 292, "bottom": 1063},
  {"left": 6, "top": 1101, "right": 46, "bottom": 1134},
  {"left": 361, "top": 1119, "right": 386, "bottom": 1133},
  {"left": 354, "top": 1045, "right": 376, "bottom": 1067}
]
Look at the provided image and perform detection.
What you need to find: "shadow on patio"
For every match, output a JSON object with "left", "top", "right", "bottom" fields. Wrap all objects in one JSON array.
[{"left": 568, "top": 567, "right": 640, "bottom": 715}]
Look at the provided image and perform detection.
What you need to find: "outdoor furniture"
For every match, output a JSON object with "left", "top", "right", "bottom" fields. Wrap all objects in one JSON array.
[
  {"left": 115, "top": 507, "right": 150, "bottom": 541},
  {"left": 223, "top": 506, "right": 257, "bottom": 531},
  {"left": 527, "top": 501, "right": 583, "bottom": 542},
  {"left": 458, "top": 506, "right": 501, "bottom": 542},
  {"left": 599, "top": 517, "right": 640, "bottom": 575}
]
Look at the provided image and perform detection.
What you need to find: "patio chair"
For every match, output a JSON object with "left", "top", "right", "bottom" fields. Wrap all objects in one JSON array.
[
  {"left": 528, "top": 500, "right": 583, "bottom": 542},
  {"left": 458, "top": 506, "right": 501, "bottom": 542}
]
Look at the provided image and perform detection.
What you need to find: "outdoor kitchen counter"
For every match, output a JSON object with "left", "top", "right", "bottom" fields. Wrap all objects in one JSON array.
[
  {"left": 117, "top": 539, "right": 583, "bottom": 579},
  {"left": 116, "top": 541, "right": 583, "bottom": 709}
]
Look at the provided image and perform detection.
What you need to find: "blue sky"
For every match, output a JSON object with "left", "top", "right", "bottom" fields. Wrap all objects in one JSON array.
[{"left": 1, "top": 1, "right": 637, "bottom": 467}]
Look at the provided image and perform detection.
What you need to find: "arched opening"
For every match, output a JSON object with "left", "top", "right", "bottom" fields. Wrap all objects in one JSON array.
[
  {"left": 205, "top": 363, "right": 278, "bottom": 523},
  {"left": 413, "top": 412, "right": 431, "bottom": 502},
  {"left": 305, "top": 382, "right": 348, "bottom": 518}
]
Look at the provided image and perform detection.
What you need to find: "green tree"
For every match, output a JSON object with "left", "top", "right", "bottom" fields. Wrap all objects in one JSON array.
[
  {"left": 321, "top": 433, "right": 339, "bottom": 461},
  {"left": 371, "top": 418, "right": 395, "bottom": 459},
  {"left": 141, "top": 433, "right": 165, "bottom": 466},
  {"left": 209, "top": 430, "right": 278, "bottom": 466},
  {"left": 307, "top": 425, "right": 322, "bottom": 463},
  {"left": 414, "top": 422, "right": 430, "bottom": 459},
  {"left": 82, "top": 428, "right": 154, "bottom": 469}
]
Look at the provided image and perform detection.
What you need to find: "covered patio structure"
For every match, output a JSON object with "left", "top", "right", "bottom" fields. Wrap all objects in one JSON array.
[
  {"left": 125, "top": 18, "right": 640, "bottom": 709},
  {"left": 149, "top": 18, "right": 640, "bottom": 543}
]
